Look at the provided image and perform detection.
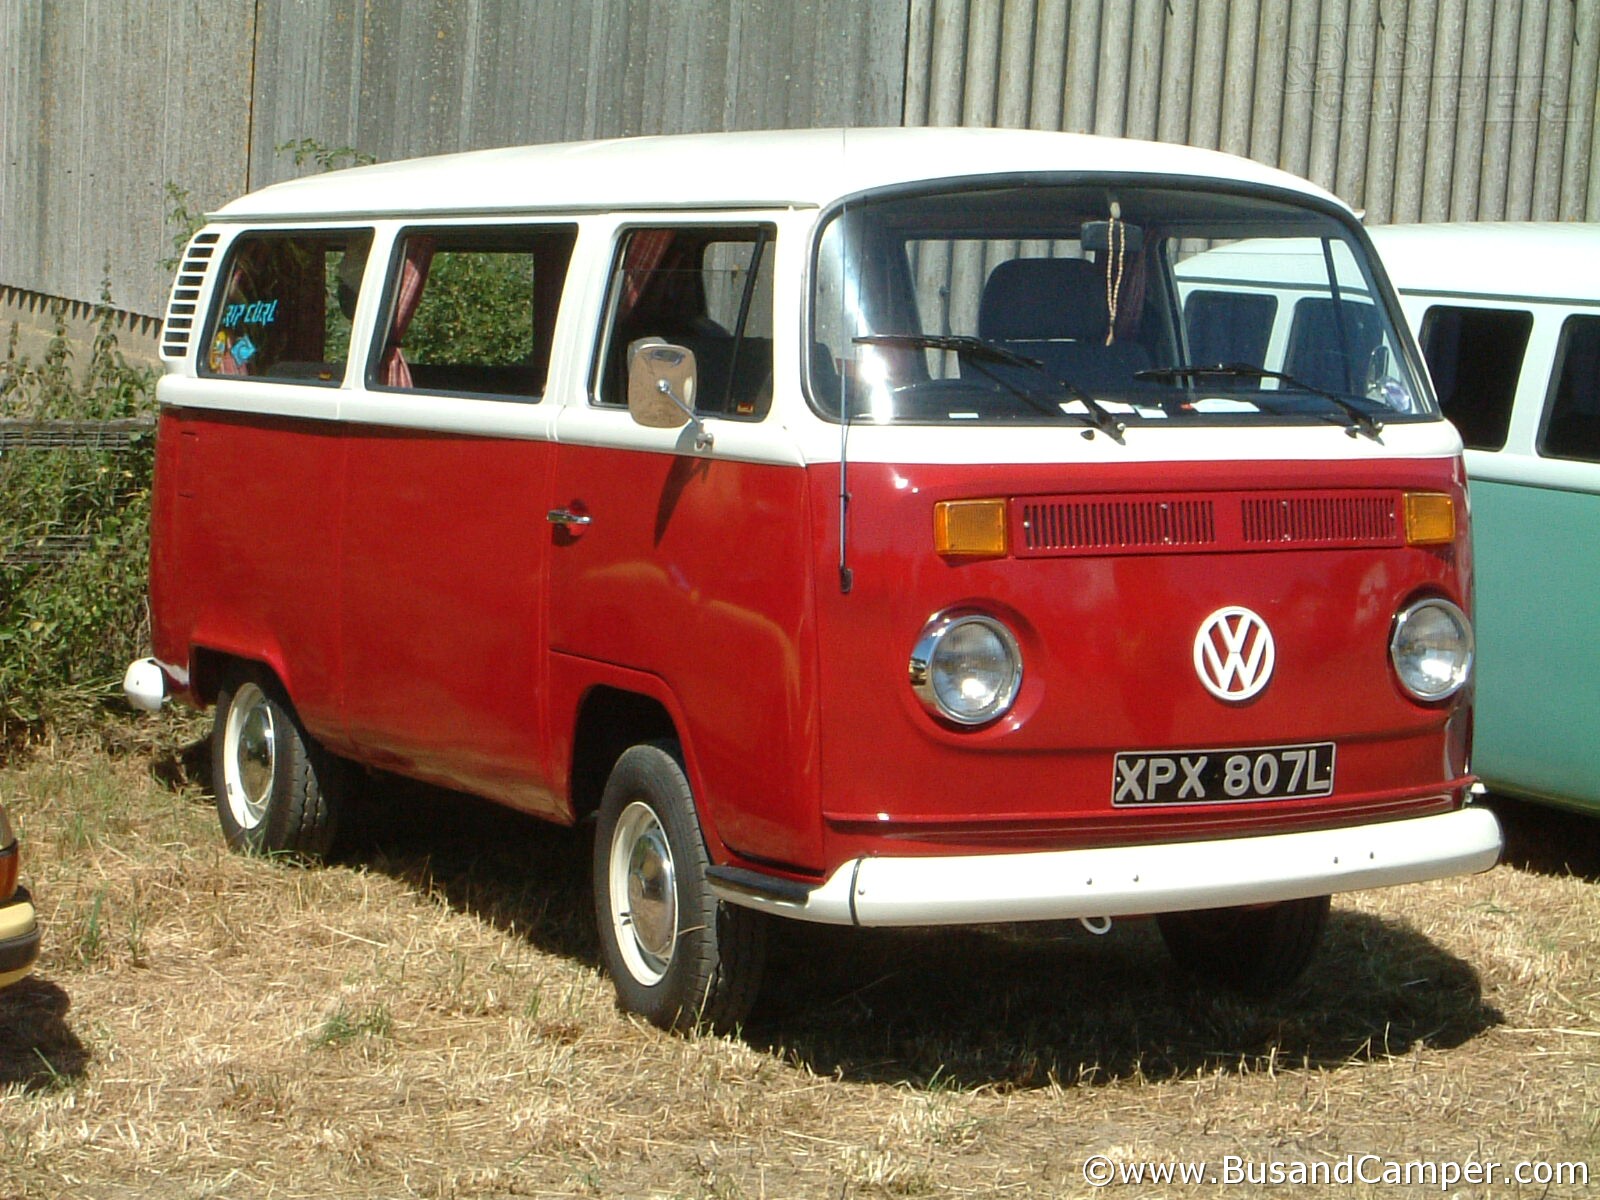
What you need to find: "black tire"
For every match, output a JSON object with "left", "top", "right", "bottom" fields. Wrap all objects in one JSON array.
[
  {"left": 592, "top": 741, "right": 767, "bottom": 1033},
  {"left": 212, "top": 668, "right": 345, "bottom": 859},
  {"left": 1157, "top": 895, "right": 1330, "bottom": 995}
]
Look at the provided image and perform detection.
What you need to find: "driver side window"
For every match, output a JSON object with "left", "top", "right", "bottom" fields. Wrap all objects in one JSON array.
[{"left": 595, "top": 225, "right": 775, "bottom": 420}]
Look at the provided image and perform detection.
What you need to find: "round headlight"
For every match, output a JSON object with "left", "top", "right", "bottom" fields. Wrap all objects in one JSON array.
[
  {"left": 1390, "top": 598, "right": 1473, "bottom": 701},
  {"left": 909, "top": 612, "right": 1023, "bottom": 726}
]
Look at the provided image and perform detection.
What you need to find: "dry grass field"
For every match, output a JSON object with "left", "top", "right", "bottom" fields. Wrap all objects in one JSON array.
[{"left": 1, "top": 720, "right": 1596, "bottom": 1199}]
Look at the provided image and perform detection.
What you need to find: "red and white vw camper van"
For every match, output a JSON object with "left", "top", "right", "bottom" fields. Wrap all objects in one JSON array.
[{"left": 127, "top": 128, "right": 1500, "bottom": 1030}]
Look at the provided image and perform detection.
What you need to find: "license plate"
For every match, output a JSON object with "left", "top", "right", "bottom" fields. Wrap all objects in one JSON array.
[{"left": 1112, "top": 742, "right": 1336, "bottom": 806}]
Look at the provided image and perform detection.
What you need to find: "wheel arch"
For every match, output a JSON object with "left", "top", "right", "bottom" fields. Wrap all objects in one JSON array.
[
  {"left": 552, "top": 655, "right": 746, "bottom": 864},
  {"left": 190, "top": 643, "right": 286, "bottom": 708},
  {"left": 568, "top": 684, "right": 681, "bottom": 825}
]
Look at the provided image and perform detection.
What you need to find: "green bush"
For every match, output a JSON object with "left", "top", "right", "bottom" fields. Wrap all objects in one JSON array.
[
  {"left": 0, "top": 288, "right": 157, "bottom": 741},
  {"left": 404, "top": 250, "right": 535, "bottom": 366},
  {"left": 2, "top": 145, "right": 367, "bottom": 747}
]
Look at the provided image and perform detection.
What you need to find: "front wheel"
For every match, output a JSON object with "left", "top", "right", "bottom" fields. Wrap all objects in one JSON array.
[
  {"left": 212, "top": 670, "right": 346, "bottom": 859},
  {"left": 1157, "top": 895, "right": 1330, "bottom": 995},
  {"left": 592, "top": 742, "right": 766, "bottom": 1033}
]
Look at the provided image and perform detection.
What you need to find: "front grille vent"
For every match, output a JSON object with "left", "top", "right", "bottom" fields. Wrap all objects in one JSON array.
[
  {"left": 160, "top": 231, "right": 221, "bottom": 361},
  {"left": 1013, "top": 489, "right": 1405, "bottom": 557},
  {"left": 1020, "top": 497, "right": 1217, "bottom": 554},
  {"left": 1241, "top": 494, "right": 1398, "bottom": 545}
]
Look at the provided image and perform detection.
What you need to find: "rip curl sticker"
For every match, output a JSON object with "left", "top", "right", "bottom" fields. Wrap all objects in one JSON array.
[
  {"left": 208, "top": 331, "right": 230, "bottom": 372},
  {"left": 221, "top": 298, "right": 279, "bottom": 328},
  {"left": 231, "top": 335, "right": 257, "bottom": 366}
]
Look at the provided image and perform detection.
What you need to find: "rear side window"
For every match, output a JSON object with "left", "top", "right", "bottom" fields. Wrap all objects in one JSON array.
[
  {"left": 1417, "top": 305, "right": 1531, "bottom": 451},
  {"left": 1542, "top": 315, "right": 1600, "bottom": 463},
  {"left": 201, "top": 230, "right": 373, "bottom": 384},
  {"left": 595, "top": 225, "right": 775, "bottom": 419},
  {"left": 371, "top": 225, "right": 577, "bottom": 400}
]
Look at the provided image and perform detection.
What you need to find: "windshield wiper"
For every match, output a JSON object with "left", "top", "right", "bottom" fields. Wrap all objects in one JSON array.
[
  {"left": 854, "top": 333, "right": 1125, "bottom": 442},
  {"left": 1135, "top": 362, "right": 1384, "bottom": 440}
]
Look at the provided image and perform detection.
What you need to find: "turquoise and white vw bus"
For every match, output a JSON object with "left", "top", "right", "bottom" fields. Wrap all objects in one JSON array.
[{"left": 1370, "top": 224, "right": 1600, "bottom": 816}]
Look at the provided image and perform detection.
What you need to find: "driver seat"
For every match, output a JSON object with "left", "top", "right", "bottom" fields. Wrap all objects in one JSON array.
[{"left": 976, "top": 257, "right": 1149, "bottom": 389}]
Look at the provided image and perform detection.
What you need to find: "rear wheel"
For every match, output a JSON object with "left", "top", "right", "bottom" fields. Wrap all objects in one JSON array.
[
  {"left": 1157, "top": 895, "right": 1330, "bottom": 994},
  {"left": 593, "top": 742, "right": 766, "bottom": 1033},
  {"left": 212, "top": 670, "right": 345, "bottom": 858}
]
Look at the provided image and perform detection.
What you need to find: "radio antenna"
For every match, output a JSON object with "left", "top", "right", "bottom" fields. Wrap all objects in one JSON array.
[{"left": 836, "top": 150, "right": 854, "bottom": 595}]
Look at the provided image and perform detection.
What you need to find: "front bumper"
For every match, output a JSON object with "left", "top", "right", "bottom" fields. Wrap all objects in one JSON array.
[
  {"left": 709, "top": 806, "right": 1503, "bottom": 926},
  {"left": 0, "top": 886, "right": 41, "bottom": 989}
]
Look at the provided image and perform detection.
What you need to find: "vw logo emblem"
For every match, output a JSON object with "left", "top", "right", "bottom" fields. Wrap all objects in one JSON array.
[{"left": 1194, "top": 606, "right": 1276, "bottom": 702}]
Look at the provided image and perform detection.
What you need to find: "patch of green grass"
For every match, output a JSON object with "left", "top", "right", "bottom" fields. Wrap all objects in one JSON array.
[
  {"left": 73, "top": 888, "right": 108, "bottom": 965},
  {"left": 310, "top": 1001, "right": 395, "bottom": 1050}
]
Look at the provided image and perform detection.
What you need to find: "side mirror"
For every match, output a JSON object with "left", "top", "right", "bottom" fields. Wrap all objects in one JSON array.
[
  {"left": 1366, "top": 343, "right": 1390, "bottom": 390},
  {"left": 627, "top": 339, "right": 698, "bottom": 429}
]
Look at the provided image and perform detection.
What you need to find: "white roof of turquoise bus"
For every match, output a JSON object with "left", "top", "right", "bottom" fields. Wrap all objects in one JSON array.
[
  {"left": 1172, "top": 239, "right": 1377, "bottom": 294},
  {"left": 1367, "top": 223, "right": 1600, "bottom": 306},
  {"left": 210, "top": 127, "right": 1352, "bottom": 222}
]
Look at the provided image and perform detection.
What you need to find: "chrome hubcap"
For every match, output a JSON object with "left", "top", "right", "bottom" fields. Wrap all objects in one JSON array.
[
  {"left": 609, "top": 801, "right": 677, "bottom": 985},
  {"left": 225, "top": 683, "right": 276, "bottom": 830}
]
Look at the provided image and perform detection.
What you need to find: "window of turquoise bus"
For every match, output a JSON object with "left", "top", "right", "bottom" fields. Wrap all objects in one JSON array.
[
  {"left": 592, "top": 225, "right": 777, "bottom": 419},
  {"left": 1539, "top": 314, "right": 1600, "bottom": 463},
  {"left": 805, "top": 181, "right": 1431, "bottom": 427},
  {"left": 199, "top": 229, "right": 374, "bottom": 384},
  {"left": 366, "top": 224, "right": 578, "bottom": 401},
  {"left": 1418, "top": 305, "right": 1533, "bottom": 451}
]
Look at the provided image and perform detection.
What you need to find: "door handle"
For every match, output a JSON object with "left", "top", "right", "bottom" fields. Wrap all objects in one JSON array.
[{"left": 546, "top": 507, "right": 592, "bottom": 528}]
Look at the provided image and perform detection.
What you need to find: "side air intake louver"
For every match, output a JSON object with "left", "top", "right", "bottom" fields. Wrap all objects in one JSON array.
[{"left": 160, "top": 231, "right": 221, "bottom": 361}]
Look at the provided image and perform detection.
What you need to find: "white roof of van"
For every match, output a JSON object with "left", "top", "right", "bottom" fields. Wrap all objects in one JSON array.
[
  {"left": 213, "top": 127, "right": 1346, "bottom": 221},
  {"left": 1368, "top": 222, "right": 1600, "bottom": 303}
]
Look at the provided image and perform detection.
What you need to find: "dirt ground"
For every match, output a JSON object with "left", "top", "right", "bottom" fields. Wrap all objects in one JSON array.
[{"left": 0, "top": 733, "right": 1595, "bottom": 1198}]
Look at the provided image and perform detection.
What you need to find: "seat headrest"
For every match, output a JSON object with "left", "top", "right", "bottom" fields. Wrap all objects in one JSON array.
[{"left": 978, "top": 257, "right": 1107, "bottom": 343}]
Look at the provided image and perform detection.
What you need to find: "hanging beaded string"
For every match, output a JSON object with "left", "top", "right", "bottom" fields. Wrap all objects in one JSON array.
[{"left": 1104, "top": 200, "right": 1125, "bottom": 346}]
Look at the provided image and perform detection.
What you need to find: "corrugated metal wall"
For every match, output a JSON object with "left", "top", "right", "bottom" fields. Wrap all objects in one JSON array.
[
  {"left": 5, "top": 0, "right": 1598, "bottom": 321},
  {"left": 905, "top": 0, "right": 1600, "bottom": 224},
  {"left": 246, "top": 0, "right": 907, "bottom": 189},
  {"left": 0, "top": 1, "right": 257, "bottom": 317},
  {"left": 1, "top": 0, "right": 906, "bottom": 318}
]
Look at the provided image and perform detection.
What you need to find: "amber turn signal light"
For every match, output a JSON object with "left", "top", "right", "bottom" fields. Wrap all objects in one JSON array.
[
  {"left": 934, "top": 498, "right": 1009, "bottom": 557},
  {"left": 1403, "top": 492, "right": 1455, "bottom": 545}
]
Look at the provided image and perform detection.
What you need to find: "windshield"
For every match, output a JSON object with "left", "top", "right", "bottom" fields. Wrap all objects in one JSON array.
[{"left": 808, "top": 182, "right": 1432, "bottom": 428}]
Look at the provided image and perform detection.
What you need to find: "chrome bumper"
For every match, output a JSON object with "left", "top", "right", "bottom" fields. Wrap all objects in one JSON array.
[{"left": 710, "top": 806, "right": 1503, "bottom": 927}]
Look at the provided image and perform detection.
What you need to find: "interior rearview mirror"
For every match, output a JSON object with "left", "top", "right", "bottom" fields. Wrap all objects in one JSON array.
[
  {"left": 1081, "top": 220, "right": 1145, "bottom": 255},
  {"left": 627, "top": 339, "right": 698, "bottom": 429}
]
